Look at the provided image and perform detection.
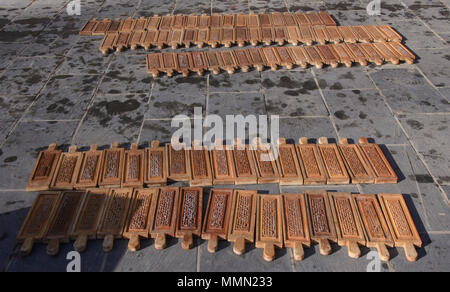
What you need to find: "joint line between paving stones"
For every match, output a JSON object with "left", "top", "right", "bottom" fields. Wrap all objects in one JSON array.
[
  {"left": 414, "top": 66, "right": 450, "bottom": 103},
  {"left": 137, "top": 80, "right": 155, "bottom": 144}
]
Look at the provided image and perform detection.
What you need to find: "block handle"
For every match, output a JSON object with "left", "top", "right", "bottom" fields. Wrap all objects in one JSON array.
[
  {"left": 338, "top": 138, "right": 349, "bottom": 145},
  {"left": 347, "top": 241, "right": 361, "bottom": 259},
  {"left": 277, "top": 138, "right": 287, "bottom": 145},
  {"left": 181, "top": 234, "right": 194, "bottom": 250},
  {"left": 233, "top": 237, "right": 246, "bottom": 255},
  {"left": 68, "top": 145, "right": 78, "bottom": 153},
  {"left": 102, "top": 234, "right": 114, "bottom": 253},
  {"left": 20, "top": 238, "right": 34, "bottom": 257},
  {"left": 318, "top": 238, "right": 332, "bottom": 256},
  {"left": 46, "top": 239, "right": 60, "bottom": 256},
  {"left": 130, "top": 143, "right": 138, "bottom": 151},
  {"left": 155, "top": 233, "right": 166, "bottom": 250},
  {"left": 263, "top": 243, "right": 276, "bottom": 262},
  {"left": 318, "top": 137, "right": 328, "bottom": 145},
  {"left": 151, "top": 140, "right": 160, "bottom": 148},
  {"left": 48, "top": 143, "right": 58, "bottom": 151},
  {"left": 299, "top": 137, "right": 308, "bottom": 145},
  {"left": 207, "top": 235, "right": 218, "bottom": 253},
  {"left": 128, "top": 234, "right": 140, "bottom": 252},
  {"left": 90, "top": 144, "right": 99, "bottom": 151},
  {"left": 74, "top": 234, "right": 88, "bottom": 253},
  {"left": 403, "top": 243, "right": 418, "bottom": 262},
  {"left": 359, "top": 137, "right": 369, "bottom": 144},
  {"left": 293, "top": 242, "right": 305, "bottom": 261},
  {"left": 376, "top": 243, "right": 390, "bottom": 262}
]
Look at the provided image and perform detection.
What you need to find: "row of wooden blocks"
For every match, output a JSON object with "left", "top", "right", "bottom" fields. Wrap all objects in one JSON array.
[
  {"left": 27, "top": 137, "right": 398, "bottom": 193},
  {"left": 144, "top": 42, "right": 414, "bottom": 78},
  {"left": 18, "top": 188, "right": 422, "bottom": 263}
]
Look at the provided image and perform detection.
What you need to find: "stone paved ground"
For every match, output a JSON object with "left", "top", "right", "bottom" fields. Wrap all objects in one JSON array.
[{"left": 0, "top": 0, "right": 449, "bottom": 272}]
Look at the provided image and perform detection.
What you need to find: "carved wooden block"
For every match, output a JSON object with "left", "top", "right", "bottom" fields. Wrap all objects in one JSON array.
[
  {"left": 378, "top": 194, "right": 422, "bottom": 262},
  {"left": 208, "top": 28, "right": 221, "bottom": 48},
  {"left": 145, "top": 141, "right": 168, "bottom": 186},
  {"left": 359, "top": 43, "right": 384, "bottom": 66},
  {"left": 202, "top": 189, "right": 233, "bottom": 253},
  {"left": 318, "top": 11, "right": 336, "bottom": 26},
  {"left": 325, "top": 26, "right": 343, "bottom": 44},
  {"left": 299, "top": 26, "right": 315, "bottom": 45},
  {"left": 142, "top": 30, "right": 159, "bottom": 50},
  {"left": 150, "top": 187, "right": 180, "bottom": 250},
  {"left": 122, "top": 144, "right": 144, "bottom": 188},
  {"left": 167, "top": 143, "right": 191, "bottom": 181},
  {"left": 176, "top": 52, "right": 193, "bottom": 77},
  {"left": 276, "top": 139, "right": 303, "bottom": 185},
  {"left": 99, "top": 33, "right": 117, "bottom": 54},
  {"left": 259, "top": 13, "right": 272, "bottom": 27},
  {"left": 233, "top": 49, "right": 252, "bottom": 72},
  {"left": 261, "top": 27, "right": 274, "bottom": 46},
  {"left": 286, "top": 26, "right": 301, "bottom": 45},
  {"left": 189, "top": 141, "right": 212, "bottom": 186},
  {"left": 182, "top": 29, "right": 197, "bottom": 48},
  {"left": 17, "top": 192, "right": 60, "bottom": 256},
  {"left": 328, "top": 192, "right": 366, "bottom": 259},
  {"left": 346, "top": 42, "right": 369, "bottom": 66},
  {"left": 155, "top": 29, "right": 170, "bottom": 49},
  {"left": 387, "top": 42, "right": 415, "bottom": 64},
  {"left": 160, "top": 14, "right": 174, "bottom": 29},
  {"left": 98, "top": 188, "right": 133, "bottom": 252},
  {"left": 295, "top": 12, "right": 311, "bottom": 26},
  {"left": 133, "top": 17, "right": 148, "bottom": 32},
  {"left": 262, "top": 47, "right": 280, "bottom": 71},
  {"left": 252, "top": 138, "right": 280, "bottom": 184},
  {"left": 219, "top": 51, "right": 238, "bottom": 74},
  {"left": 115, "top": 32, "right": 131, "bottom": 52},
  {"left": 233, "top": 139, "right": 258, "bottom": 185},
  {"left": 228, "top": 190, "right": 257, "bottom": 255},
  {"left": 338, "top": 26, "right": 357, "bottom": 43},
  {"left": 44, "top": 191, "right": 86, "bottom": 256},
  {"left": 123, "top": 188, "right": 157, "bottom": 252},
  {"left": 269, "top": 12, "right": 283, "bottom": 27},
  {"left": 210, "top": 141, "right": 236, "bottom": 185},
  {"left": 377, "top": 25, "right": 402, "bottom": 42},
  {"left": 71, "top": 188, "right": 109, "bottom": 253},
  {"left": 119, "top": 17, "right": 135, "bottom": 32},
  {"left": 338, "top": 138, "right": 375, "bottom": 184},
  {"left": 198, "top": 14, "right": 210, "bottom": 28},
  {"left": 99, "top": 142, "right": 124, "bottom": 188},
  {"left": 256, "top": 195, "right": 283, "bottom": 262},
  {"left": 312, "top": 27, "right": 329, "bottom": 45},
  {"left": 80, "top": 19, "right": 98, "bottom": 36},
  {"left": 107, "top": 19, "right": 122, "bottom": 33},
  {"left": 296, "top": 138, "right": 327, "bottom": 185},
  {"left": 236, "top": 14, "right": 247, "bottom": 27},
  {"left": 290, "top": 46, "right": 310, "bottom": 69},
  {"left": 146, "top": 53, "right": 162, "bottom": 78},
  {"left": 372, "top": 42, "right": 400, "bottom": 65},
  {"left": 205, "top": 51, "right": 221, "bottom": 75},
  {"left": 92, "top": 19, "right": 111, "bottom": 35},
  {"left": 191, "top": 51, "right": 208, "bottom": 76},
  {"left": 248, "top": 48, "right": 267, "bottom": 72},
  {"left": 283, "top": 12, "right": 297, "bottom": 27},
  {"left": 172, "top": 14, "right": 186, "bottom": 29},
  {"left": 51, "top": 146, "right": 82, "bottom": 190},
  {"left": 305, "top": 12, "right": 324, "bottom": 26},
  {"left": 332, "top": 43, "right": 355, "bottom": 68},
  {"left": 195, "top": 28, "right": 209, "bottom": 48},
  {"left": 147, "top": 15, "right": 161, "bottom": 30},
  {"left": 316, "top": 45, "right": 340, "bottom": 68},
  {"left": 351, "top": 26, "right": 373, "bottom": 43},
  {"left": 129, "top": 31, "right": 144, "bottom": 50},
  {"left": 305, "top": 191, "right": 337, "bottom": 256},
  {"left": 305, "top": 46, "right": 324, "bottom": 69},
  {"left": 273, "top": 27, "right": 287, "bottom": 45},
  {"left": 75, "top": 145, "right": 103, "bottom": 189},
  {"left": 186, "top": 14, "right": 198, "bottom": 28},
  {"left": 354, "top": 194, "right": 394, "bottom": 262},
  {"left": 210, "top": 14, "right": 223, "bottom": 28},
  {"left": 363, "top": 25, "right": 387, "bottom": 42},
  {"left": 281, "top": 194, "right": 310, "bottom": 261},
  {"left": 235, "top": 27, "right": 248, "bottom": 47},
  {"left": 223, "top": 14, "right": 235, "bottom": 28},
  {"left": 175, "top": 187, "right": 203, "bottom": 250},
  {"left": 168, "top": 28, "right": 183, "bottom": 49},
  {"left": 27, "top": 144, "right": 62, "bottom": 192},
  {"left": 221, "top": 28, "right": 235, "bottom": 47},
  {"left": 317, "top": 137, "right": 350, "bottom": 185},
  {"left": 161, "top": 52, "right": 177, "bottom": 77},
  {"left": 248, "top": 13, "right": 260, "bottom": 27},
  {"left": 358, "top": 137, "right": 398, "bottom": 184}
]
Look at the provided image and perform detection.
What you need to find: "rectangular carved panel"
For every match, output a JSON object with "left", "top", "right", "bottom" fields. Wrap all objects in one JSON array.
[
  {"left": 145, "top": 141, "right": 168, "bottom": 186},
  {"left": 233, "top": 144, "right": 257, "bottom": 185},
  {"left": 99, "top": 143, "right": 124, "bottom": 187},
  {"left": 276, "top": 142, "right": 303, "bottom": 185},
  {"left": 338, "top": 142, "right": 375, "bottom": 184},
  {"left": 150, "top": 187, "right": 180, "bottom": 237},
  {"left": 296, "top": 143, "right": 327, "bottom": 185},
  {"left": 358, "top": 139, "right": 397, "bottom": 184},
  {"left": 123, "top": 188, "right": 156, "bottom": 240},
  {"left": 211, "top": 145, "right": 236, "bottom": 185},
  {"left": 80, "top": 19, "right": 98, "bottom": 36},
  {"left": 167, "top": 144, "right": 190, "bottom": 181},
  {"left": 75, "top": 145, "right": 103, "bottom": 189},
  {"left": 228, "top": 190, "right": 257, "bottom": 244},
  {"left": 282, "top": 194, "right": 310, "bottom": 247},
  {"left": 202, "top": 189, "right": 233, "bottom": 240},
  {"left": 306, "top": 192, "right": 337, "bottom": 241},
  {"left": 27, "top": 144, "right": 62, "bottom": 191},
  {"left": 189, "top": 144, "right": 212, "bottom": 186},
  {"left": 252, "top": 143, "right": 280, "bottom": 184},
  {"left": 256, "top": 195, "right": 283, "bottom": 248},
  {"left": 318, "top": 142, "right": 350, "bottom": 184},
  {"left": 98, "top": 188, "right": 133, "bottom": 238},
  {"left": 51, "top": 146, "right": 82, "bottom": 190},
  {"left": 176, "top": 187, "right": 203, "bottom": 243},
  {"left": 122, "top": 144, "right": 144, "bottom": 188}
]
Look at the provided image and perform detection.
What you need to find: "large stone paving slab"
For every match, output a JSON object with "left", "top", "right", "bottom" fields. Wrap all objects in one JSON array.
[
  {"left": 0, "top": 95, "right": 34, "bottom": 121},
  {"left": 415, "top": 48, "right": 450, "bottom": 88},
  {"left": 277, "top": 117, "right": 338, "bottom": 144},
  {"left": 209, "top": 70, "right": 261, "bottom": 93},
  {"left": 314, "top": 66, "right": 375, "bottom": 91},
  {"left": 208, "top": 92, "right": 267, "bottom": 119},
  {"left": 174, "top": 0, "right": 211, "bottom": 14},
  {"left": 140, "top": 119, "right": 197, "bottom": 145}
]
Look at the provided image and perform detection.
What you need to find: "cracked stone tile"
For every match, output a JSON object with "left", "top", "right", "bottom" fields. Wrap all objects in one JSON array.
[
  {"left": 146, "top": 75, "right": 206, "bottom": 119},
  {"left": 315, "top": 66, "right": 375, "bottom": 91},
  {"left": 24, "top": 75, "right": 101, "bottom": 121},
  {"left": 0, "top": 95, "right": 34, "bottom": 121},
  {"left": 0, "top": 121, "right": 78, "bottom": 190},
  {"left": 209, "top": 70, "right": 261, "bottom": 93},
  {"left": 174, "top": 0, "right": 211, "bottom": 14},
  {"left": 140, "top": 119, "right": 198, "bottom": 145},
  {"left": 215, "top": 0, "right": 251, "bottom": 13},
  {"left": 262, "top": 71, "right": 328, "bottom": 117},
  {"left": 370, "top": 68, "right": 450, "bottom": 113},
  {"left": 324, "top": 89, "right": 408, "bottom": 144},
  {"left": 398, "top": 114, "right": 450, "bottom": 185},
  {"left": 73, "top": 93, "right": 149, "bottom": 146},
  {"left": 278, "top": 117, "right": 337, "bottom": 143},
  {"left": 415, "top": 48, "right": 450, "bottom": 88},
  {"left": 208, "top": 92, "right": 267, "bottom": 119}
]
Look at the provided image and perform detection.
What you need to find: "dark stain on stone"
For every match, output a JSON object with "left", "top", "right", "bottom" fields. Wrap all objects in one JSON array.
[
  {"left": 330, "top": 82, "right": 343, "bottom": 90},
  {"left": 438, "top": 176, "right": 450, "bottom": 183},
  {"left": 406, "top": 119, "right": 424, "bottom": 130},
  {"left": 409, "top": 174, "right": 434, "bottom": 183},
  {"left": 340, "top": 72, "right": 355, "bottom": 80},
  {"left": 3, "top": 156, "right": 17, "bottom": 163},
  {"left": 334, "top": 110, "right": 349, "bottom": 120},
  {"left": 98, "top": 99, "right": 140, "bottom": 116},
  {"left": 410, "top": 193, "right": 419, "bottom": 199},
  {"left": 352, "top": 90, "right": 361, "bottom": 95},
  {"left": 5, "top": 200, "right": 24, "bottom": 206},
  {"left": 359, "top": 112, "right": 367, "bottom": 119}
]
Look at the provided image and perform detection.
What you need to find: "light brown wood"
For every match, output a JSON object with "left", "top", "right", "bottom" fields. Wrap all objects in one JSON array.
[
  {"left": 359, "top": 43, "right": 384, "bottom": 66},
  {"left": 122, "top": 143, "right": 144, "bottom": 188},
  {"left": 147, "top": 15, "right": 161, "bottom": 30},
  {"left": 346, "top": 42, "right": 369, "bottom": 66},
  {"left": 142, "top": 30, "right": 159, "bottom": 50},
  {"left": 296, "top": 138, "right": 327, "bottom": 185},
  {"left": 92, "top": 19, "right": 111, "bottom": 35},
  {"left": 175, "top": 187, "right": 203, "bottom": 250},
  {"left": 299, "top": 26, "right": 315, "bottom": 45},
  {"left": 276, "top": 139, "right": 303, "bottom": 185},
  {"left": 80, "top": 19, "right": 98, "bottom": 36},
  {"left": 387, "top": 42, "right": 415, "bottom": 64},
  {"left": 304, "top": 46, "right": 324, "bottom": 69},
  {"left": 167, "top": 143, "right": 191, "bottom": 181},
  {"left": 99, "top": 142, "right": 125, "bottom": 188},
  {"left": 290, "top": 46, "right": 310, "bottom": 68},
  {"left": 338, "top": 26, "right": 357, "bottom": 43},
  {"left": 50, "top": 146, "right": 82, "bottom": 190},
  {"left": 232, "top": 139, "right": 258, "bottom": 185},
  {"left": 318, "top": 137, "right": 350, "bottom": 184},
  {"left": 205, "top": 51, "right": 221, "bottom": 75},
  {"left": 176, "top": 52, "right": 193, "bottom": 78},
  {"left": 210, "top": 140, "right": 236, "bottom": 185},
  {"left": 251, "top": 138, "right": 280, "bottom": 184},
  {"left": 27, "top": 144, "right": 62, "bottom": 192},
  {"left": 189, "top": 141, "right": 212, "bottom": 186},
  {"left": 75, "top": 144, "right": 103, "bottom": 189},
  {"left": 338, "top": 138, "right": 375, "bottom": 184},
  {"left": 332, "top": 43, "right": 355, "bottom": 68},
  {"left": 168, "top": 28, "right": 183, "bottom": 49},
  {"left": 325, "top": 26, "right": 343, "bottom": 44},
  {"left": 219, "top": 50, "right": 238, "bottom": 74},
  {"left": 377, "top": 25, "right": 402, "bottom": 42},
  {"left": 191, "top": 51, "right": 208, "bottom": 76},
  {"left": 145, "top": 140, "right": 168, "bottom": 186},
  {"left": 373, "top": 42, "right": 400, "bottom": 65},
  {"left": 316, "top": 45, "right": 340, "bottom": 68}
]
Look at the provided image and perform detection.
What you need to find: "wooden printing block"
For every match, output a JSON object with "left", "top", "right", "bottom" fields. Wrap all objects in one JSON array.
[
  {"left": 119, "top": 17, "right": 135, "bottom": 32},
  {"left": 123, "top": 188, "right": 156, "bottom": 252},
  {"left": 205, "top": 51, "right": 221, "bottom": 75},
  {"left": 235, "top": 13, "right": 247, "bottom": 27},
  {"left": 261, "top": 27, "right": 274, "bottom": 46},
  {"left": 147, "top": 15, "right": 161, "bottom": 30},
  {"left": 208, "top": 28, "right": 222, "bottom": 48},
  {"left": 358, "top": 137, "right": 398, "bottom": 184},
  {"left": 160, "top": 14, "right": 174, "bottom": 30},
  {"left": 248, "top": 13, "right": 260, "bottom": 27},
  {"left": 290, "top": 46, "right": 310, "bottom": 69},
  {"left": 317, "top": 137, "right": 350, "bottom": 185},
  {"left": 248, "top": 48, "right": 267, "bottom": 72},
  {"left": 150, "top": 187, "right": 180, "bottom": 250},
  {"left": 325, "top": 26, "right": 343, "bottom": 44},
  {"left": 195, "top": 28, "right": 209, "bottom": 48},
  {"left": 378, "top": 194, "right": 422, "bottom": 262},
  {"left": 354, "top": 194, "right": 394, "bottom": 261},
  {"left": 133, "top": 17, "right": 148, "bottom": 32},
  {"left": 98, "top": 188, "right": 133, "bottom": 252},
  {"left": 80, "top": 19, "right": 98, "bottom": 36},
  {"left": 271, "top": 12, "right": 285, "bottom": 27},
  {"left": 161, "top": 52, "right": 177, "bottom": 77},
  {"left": 233, "top": 49, "right": 253, "bottom": 73},
  {"left": 359, "top": 43, "right": 384, "bottom": 66},
  {"left": 202, "top": 189, "right": 233, "bottom": 253},
  {"left": 235, "top": 27, "right": 248, "bottom": 47},
  {"left": 372, "top": 42, "right": 400, "bottom": 65},
  {"left": 129, "top": 31, "right": 144, "bottom": 50},
  {"left": 283, "top": 12, "right": 297, "bottom": 27},
  {"left": 276, "top": 138, "right": 303, "bottom": 186},
  {"left": 387, "top": 42, "right": 416, "bottom": 64},
  {"left": 198, "top": 14, "right": 211, "bottom": 28},
  {"left": 255, "top": 194, "right": 283, "bottom": 262},
  {"left": 146, "top": 53, "right": 162, "bottom": 78},
  {"left": 182, "top": 29, "right": 197, "bottom": 48},
  {"left": 262, "top": 47, "right": 280, "bottom": 71},
  {"left": 315, "top": 45, "right": 340, "bottom": 68},
  {"left": 377, "top": 25, "right": 402, "bottom": 42},
  {"left": 114, "top": 32, "right": 131, "bottom": 52},
  {"left": 295, "top": 138, "right": 327, "bottom": 185},
  {"left": 337, "top": 138, "right": 375, "bottom": 184},
  {"left": 281, "top": 194, "right": 311, "bottom": 261},
  {"left": 17, "top": 192, "right": 60, "bottom": 256},
  {"left": 155, "top": 29, "right": 170, "bottom": 50},
  {"left": 286, "top": 26, "right": 301, "bottom": 45},
  {"left": 273, "top": 27, "right": 287, "bottom": 45},
  {"left": 305, "top": 12, "right": 324, "bottom": 26},
  {"left": 99, "top": 33, "right": 117, "bottom": 54},
  {"left": 167, "top": 143, "right": 191, "bottom": 181},
  {"left": 145, "top": 140, "right": 168, "bottom": 186},
  {"left": 312, "top": 26, "right": 329, "bottom": 45},
  {"left": 299, "top": 26, "right": 315, "bottom": 46},
  {"left": 75, "top": 145, "right": 103, "bottom": 189},
  {"left": 248, "top": 27, "right": 261, "bottom": 46},
  {"left": 142, "top": 30, "right": 159, "bottom": 50},
  {"left": 232, "top": 139, "right": 258, "bottom": 185},
  {"left": 44, "top": 191, "right": 87, "bottom": 256},
  {"left": 346, "top": 42, "right": 370, "bottom": 66},
  {"left": 304, "top": 46, "right": 325, "bottom": 69},
  {"left": 305, "top": 191, "right": 337, "bottom": 256},
  {"left": 318, "top": 11, "right": 336, "bottom": 26},
  {"left": 107, "top": 18, "right": 122, "bottom": 34},
  {"left": 122, "top": 143, "right": 144, "bottom": 188},
  {"left": 189, "top": 141, "right": 212, "bottom": 186},
  {"left": 219, "top": 50, "right": 238, "bottom": 74},
  {"left": 295, "top": 12, "right": 311, "bottom": 26},
  {"left": 99, "top": 142, "right": 124, "bottom": 188},
  {"left": 176, "top": 52, "right": 193, "bottom": 77},
  {"left": 71, "top": 189, "right": 109, "bottom": 253},
  {"left": 27, "top": 143, "right": 62, "bottom": 192},
  {"left": 168, "top": 28, "right": 184, "bottom": 49},
  {"left": 328, "top": 192, "right": 366, "bottom": 259},
  {"left": 223, "top": 14, "right": 235, "bottom": 28},
  {"left": 338, "top": 26, "right": 357, "bottom": 43},
  {"left": 332, "top": 43, "right": 355, "bottom": 68},
  {"left": 351, "top": 26, "right": 373, "bottom": 43},
  {"left": 221, "top": 28, "right": 235, "bottom": 48},
  {"left": 210, "top": 140, "right": 236, "bottom": 185},
  {"left": 191, "top": 51, "right": 208, "bottom": 76},
  {"left": 259, "top": 13, "right": 272, "bottom": 27},
  {"left": 172, "top": 14, "right": 185, "bottom": 29},
  {"left": 210, "top": 13, "right": 223, "bottom": 28},
  {"left": 92, "top": 19, "right": 111, "bottom": 35},
  {"left": 185, "top": 14, "right": 198, "bottom": 28},
  {"left": 50, "top": 145, "right": 82, "bottom": 190},
  {"left": 175, "top": 187, "right": 203, "bottom": 250},
  {"left": 251, "top": 138, "right": 280, "bottom": 184},
  {"left": 227, "top": 190, "right": 257, "bottom": 255},
  {"left": 363, "top": 25, "right": 387, "bottom": 43}
]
